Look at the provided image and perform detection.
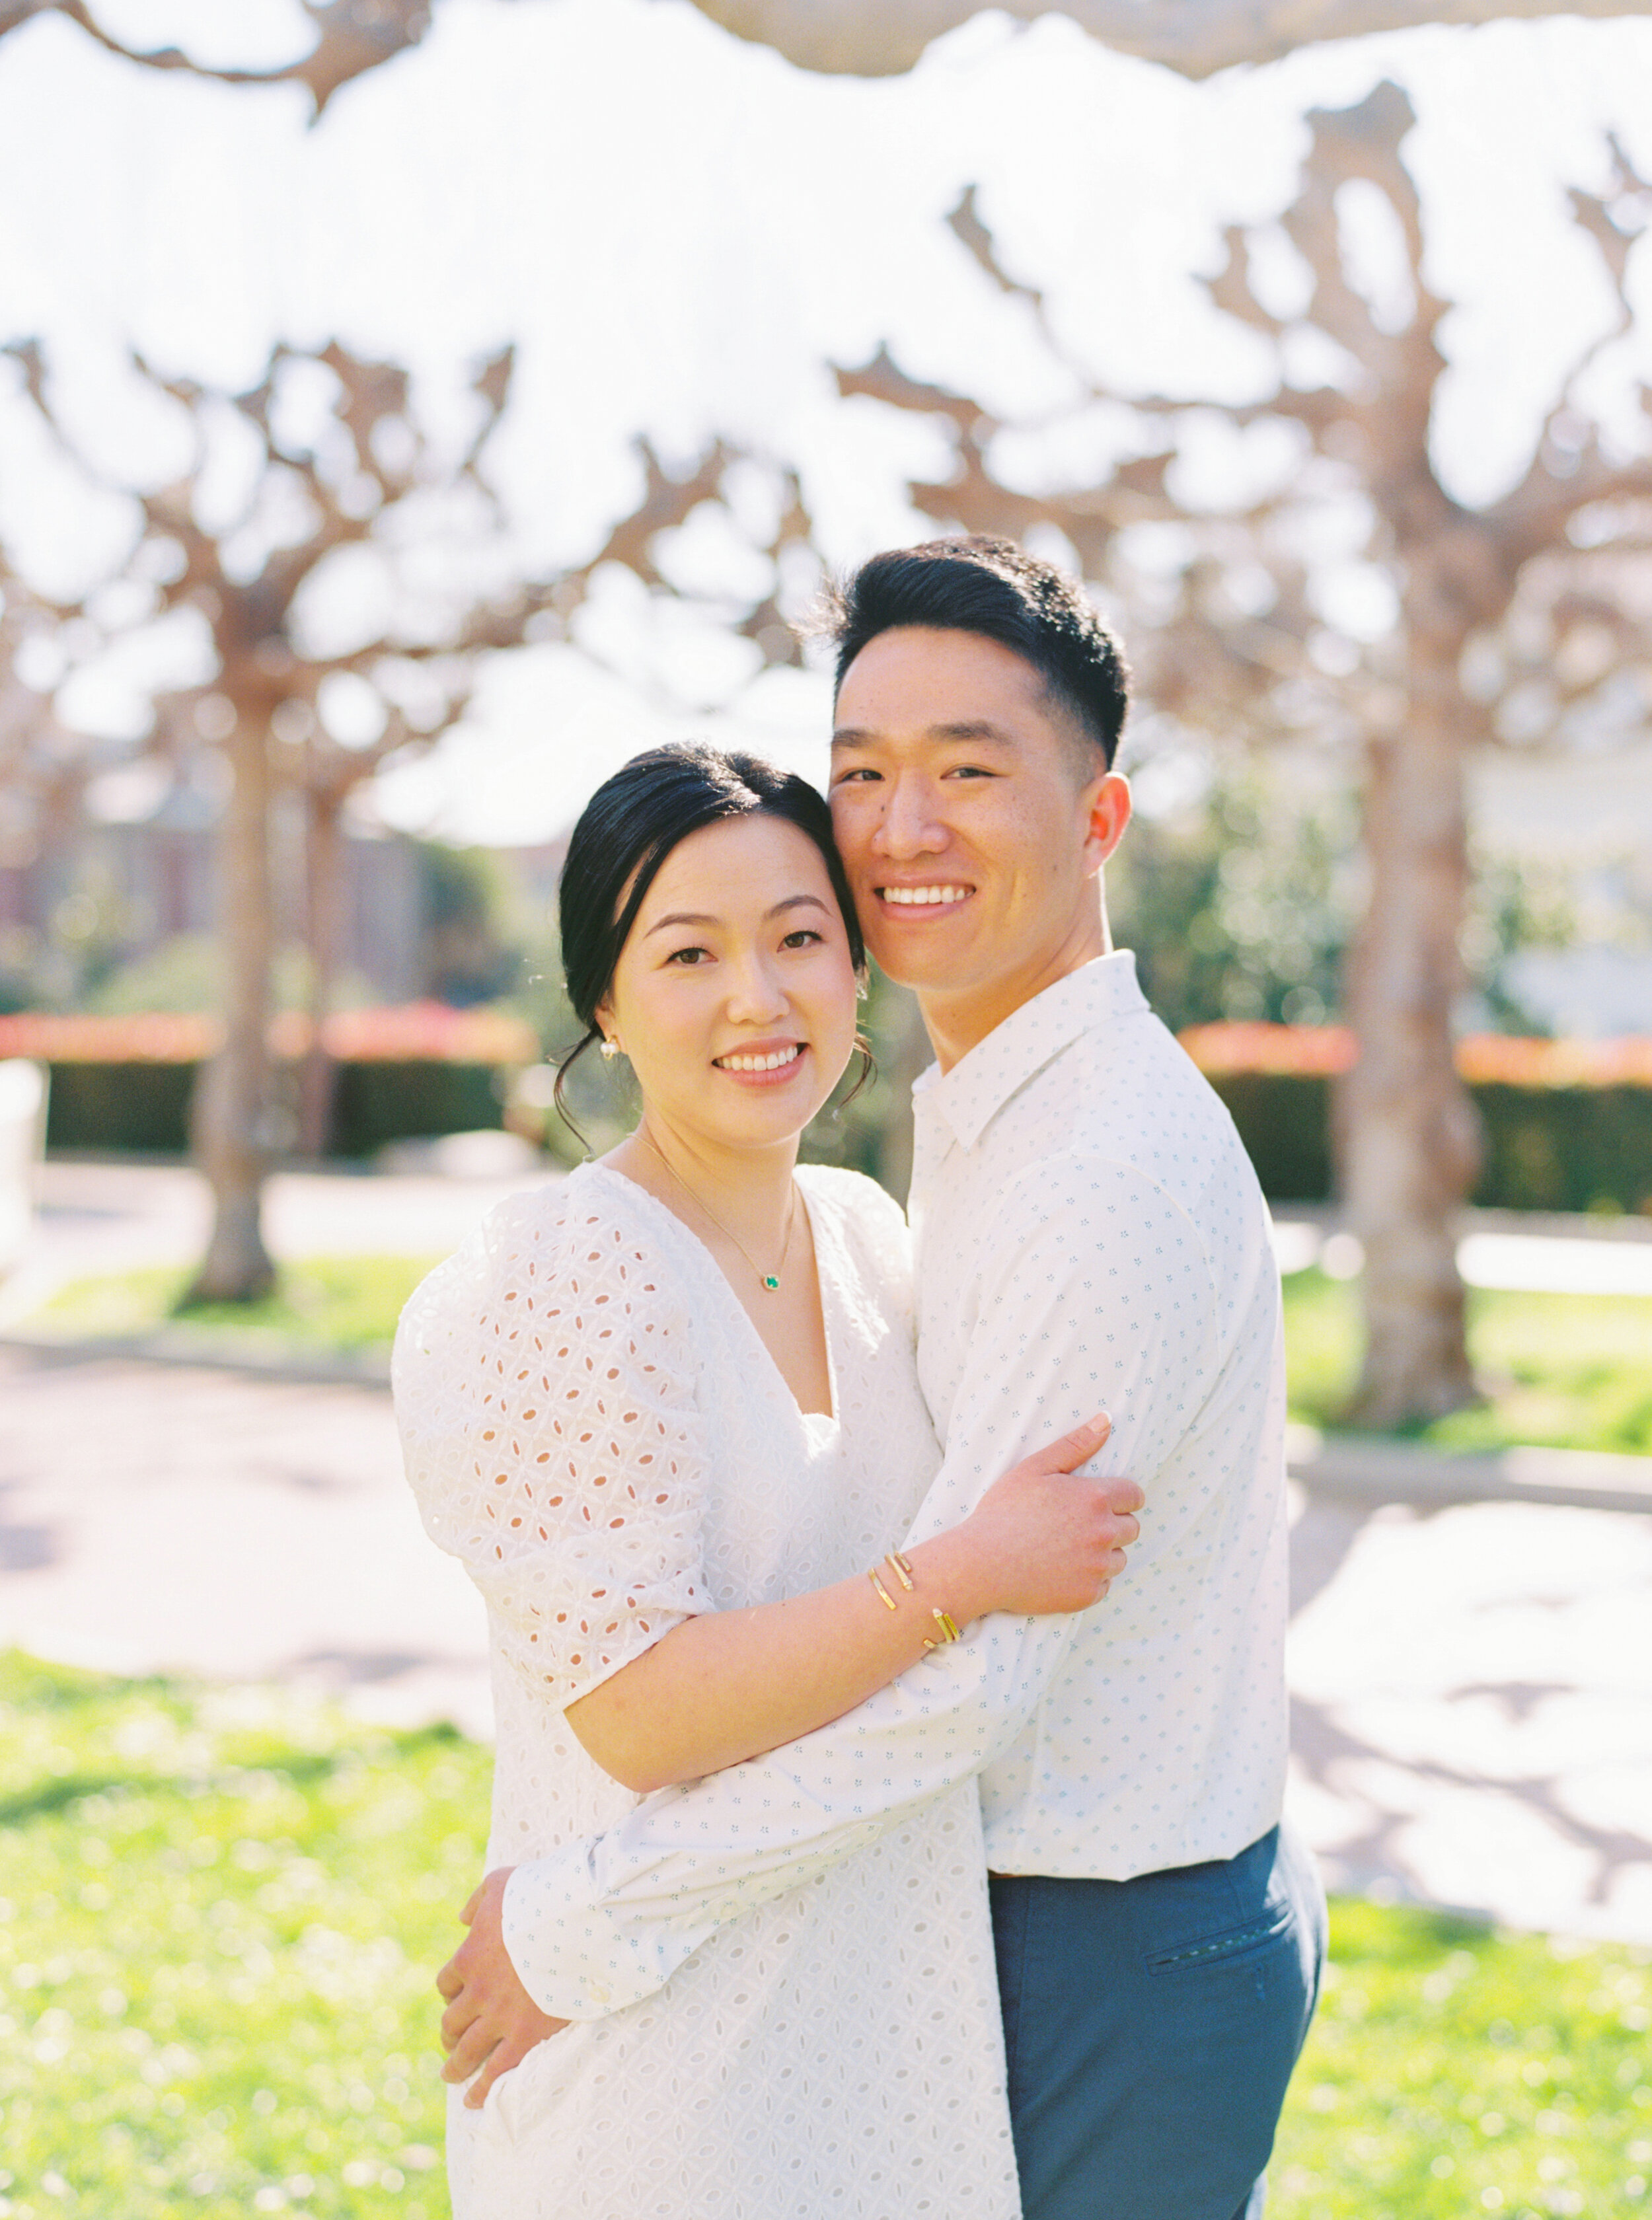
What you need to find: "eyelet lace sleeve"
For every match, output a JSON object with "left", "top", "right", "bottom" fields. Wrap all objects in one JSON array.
[{"left": 393, "top": 1189, "right": 708, "bottom": 1706}]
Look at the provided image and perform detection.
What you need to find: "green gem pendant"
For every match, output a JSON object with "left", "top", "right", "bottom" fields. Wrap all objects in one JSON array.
[{"left": 761, "top": 1274, "right": 781, "bottom": 1292}]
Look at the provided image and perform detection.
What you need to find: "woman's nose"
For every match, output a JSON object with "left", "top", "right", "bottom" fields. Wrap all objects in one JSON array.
[{"left": 724, "top": 952, "right": 788, "bottom": 1021}]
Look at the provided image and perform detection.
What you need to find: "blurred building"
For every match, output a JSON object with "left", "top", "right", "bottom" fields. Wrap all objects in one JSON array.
[{"left": 0, "top": 782, "right": 425, "bottom": 1009}]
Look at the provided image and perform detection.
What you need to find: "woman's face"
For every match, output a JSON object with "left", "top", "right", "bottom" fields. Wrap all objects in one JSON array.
[{"left": 598, "top": 813, "right": 860, "bottom": 1156}]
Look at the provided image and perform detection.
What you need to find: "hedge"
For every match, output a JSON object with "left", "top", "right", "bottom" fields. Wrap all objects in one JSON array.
[
  {"left": 1180, "top": 1025, "right": 1652, "bottom": 1213},
  {"left": 0, "top": 1006, "right": 537, "bottom": 1162},
  {"left": 9, "top": 1009, "right": 1651, "bottom": 1214}
]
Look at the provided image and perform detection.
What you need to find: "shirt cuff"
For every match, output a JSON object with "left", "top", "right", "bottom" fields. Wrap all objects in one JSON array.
[{"left": 501, "top": 1847, "right": 715, "bottom": 2021}]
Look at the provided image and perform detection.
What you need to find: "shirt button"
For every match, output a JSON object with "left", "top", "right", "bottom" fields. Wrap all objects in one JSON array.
[{"left": 587, "top": 1981, "right": 610, "bottom": 2004}]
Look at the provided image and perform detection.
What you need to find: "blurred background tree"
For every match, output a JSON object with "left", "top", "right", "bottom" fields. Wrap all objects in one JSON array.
[
  {"left": 798, "top": 84, "right": 1651, "bottom": 1424},
  {"left": 1, "top": 0, "right": 1648, "bottom": 1423}
]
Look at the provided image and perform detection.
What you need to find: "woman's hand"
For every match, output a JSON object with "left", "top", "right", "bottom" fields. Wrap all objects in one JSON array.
[
  {"left": 436, "top": 1868, "right": 570, "bottom": 2110},
  {"left": 953, "top": 1415, "right": 1143, "bottom": 1618}
]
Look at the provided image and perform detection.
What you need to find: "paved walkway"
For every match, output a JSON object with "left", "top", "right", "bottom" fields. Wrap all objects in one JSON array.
[{"left": 2, "top": 1160, "right": 1649, "bottom": 1944}]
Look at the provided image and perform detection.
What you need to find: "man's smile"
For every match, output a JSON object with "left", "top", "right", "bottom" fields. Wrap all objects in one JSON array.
[{"left": 874, "top": 884, "right": 974, "bottom": 909}]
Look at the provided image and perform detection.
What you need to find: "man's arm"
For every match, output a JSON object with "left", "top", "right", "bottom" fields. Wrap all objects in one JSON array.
[{"left": 484, "top": 1164, "right": 1219, "bottom": 2024}]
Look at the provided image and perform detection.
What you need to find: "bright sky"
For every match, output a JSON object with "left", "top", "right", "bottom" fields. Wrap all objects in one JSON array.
[{"left": 1, "top": 0, "right": 1650, "bottom": 840}]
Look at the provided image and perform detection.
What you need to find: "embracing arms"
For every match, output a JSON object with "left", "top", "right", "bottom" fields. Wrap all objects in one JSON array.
[
  {"left": 437, "top": 1410, "right": 1140, "bottom": 2103},
  {"left": 486, "top": 1167, "right": 1220, "bottom": 2028},
  {"left": 563, "top": 1410, "right": 1136, "bottom": 1793}
]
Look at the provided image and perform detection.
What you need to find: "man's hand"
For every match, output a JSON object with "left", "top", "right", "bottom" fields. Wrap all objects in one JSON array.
[{"left": 436, "top": 1867, "right": 569, "bottom": 2110}]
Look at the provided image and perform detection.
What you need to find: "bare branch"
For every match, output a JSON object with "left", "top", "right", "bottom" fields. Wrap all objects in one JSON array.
[
  {"left": 587, "top": 438, "right": 733, "bottom": 583},
  {"left": 319, "top": 342, "right": 414, "bottom": 498},
  {"left": 836, "top": 345, "right": 992, "bottom": 444},
  {"left": 462, "top": 344, "right": 515, "bottom": 474},
  {"left": 947, "top": 186, "right": 1045, "bottom": 313},
  {"left": 1496, "top": 451, "right": 1652, "bottom": 565},
  {"left": 2, "top": 1, "right": 432, "bottom": 117},
  {"left": 1205, "top": 226, "right": 1286, "bottom": 338},
  {"left": 669, "top": 0, "right": 1652, "bottom": 83}
]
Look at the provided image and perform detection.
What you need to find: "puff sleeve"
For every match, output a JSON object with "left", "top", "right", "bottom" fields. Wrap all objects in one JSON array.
[{"left": 393, "top": 1188, "right": 709, "bottom": 1707}]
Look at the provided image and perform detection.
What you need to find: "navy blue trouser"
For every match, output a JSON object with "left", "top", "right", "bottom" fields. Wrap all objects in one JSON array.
[{"left": 990, "top": 1823, "right": 1326, "bottom": 2220}]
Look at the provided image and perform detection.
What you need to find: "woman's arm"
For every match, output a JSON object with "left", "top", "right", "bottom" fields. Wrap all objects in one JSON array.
[{"left": 565, "top": 1413, "right": 1141, "bottom": 1792}]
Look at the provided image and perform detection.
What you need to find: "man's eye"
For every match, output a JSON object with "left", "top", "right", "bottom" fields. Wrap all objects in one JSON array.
[
  {"left": 944, "top": 764, "right": 993, "bottom": 779},
  {"left": 832, "top": 766, "right": 881, "bottom": 786}
]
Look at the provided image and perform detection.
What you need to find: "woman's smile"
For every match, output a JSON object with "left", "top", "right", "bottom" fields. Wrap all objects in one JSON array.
[{"left": 713, "top": 1039, "right": 808, "bottom": 1083}]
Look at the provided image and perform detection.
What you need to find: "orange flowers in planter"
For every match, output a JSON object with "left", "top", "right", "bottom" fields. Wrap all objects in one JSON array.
[
  {"left": 1179, "top": 1021, "right": 1652, "bottom": 1091},
  {"left": 0, "top": 1001, "right": 539, "bottom": 1067}
]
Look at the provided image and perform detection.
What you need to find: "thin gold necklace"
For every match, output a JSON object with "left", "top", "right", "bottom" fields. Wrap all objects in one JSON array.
[{"left": 635, "top": 1129, "right": 798, "bottom": 1294}]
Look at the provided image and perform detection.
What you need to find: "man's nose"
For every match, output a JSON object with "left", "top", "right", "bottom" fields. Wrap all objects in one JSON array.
[{"left": 871, "top": 774, "right": 946, "bottom": 858}]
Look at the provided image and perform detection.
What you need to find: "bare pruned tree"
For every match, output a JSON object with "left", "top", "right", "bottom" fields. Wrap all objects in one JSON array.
[
  {"left": 9, "top": 0, "right": 1650, "bottom": 98},
  {"left": 1, "top": 339, "right": 741, "bottom": 1300},
  {"left": 819, "top": 85, "right": 1652, "bottom": 1425}
]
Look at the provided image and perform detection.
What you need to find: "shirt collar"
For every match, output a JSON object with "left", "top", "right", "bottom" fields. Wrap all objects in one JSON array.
[{"left": 914, "top": 950, "right": 1147, "bottom": 1154}]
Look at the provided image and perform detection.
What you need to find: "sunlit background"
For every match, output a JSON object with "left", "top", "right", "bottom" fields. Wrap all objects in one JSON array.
[{"left": 3, "top": 8, "right": 1652, "bottom": 2215}]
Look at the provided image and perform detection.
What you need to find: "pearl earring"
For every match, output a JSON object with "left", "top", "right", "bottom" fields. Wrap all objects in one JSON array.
[{"left": 600, "top": 1036, "right": 620, "bottom": 1062}]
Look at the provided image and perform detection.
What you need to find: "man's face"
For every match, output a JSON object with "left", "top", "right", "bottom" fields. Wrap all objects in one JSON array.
[{"left": 829, "top": 626, "right": 1127, "bottom": 1055}]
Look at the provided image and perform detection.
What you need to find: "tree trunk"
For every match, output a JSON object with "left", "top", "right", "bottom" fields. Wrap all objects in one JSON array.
[
  {"left": 185, "top": 711, "right": 278, "bottom": 1304},
  {"left": 1337, "top": 638, "right": 1480, "bottom": 1426},
  {"left": 297, "top": 784, "right": 343, "bottom": 1162}
]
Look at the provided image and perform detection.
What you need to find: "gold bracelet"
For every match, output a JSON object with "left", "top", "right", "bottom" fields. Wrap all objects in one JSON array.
[
  {"left": 885, "top": 1551, "right": 915, "bottom": 1592},
  {"left": 868, "top": 1565, "right": 898, "bottom": 1611},
  {"left": 922, "top": 1609, "right": 962, "bottom": 1652}
]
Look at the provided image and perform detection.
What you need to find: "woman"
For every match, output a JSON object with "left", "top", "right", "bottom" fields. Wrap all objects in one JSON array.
[{"left": 393, "top": 743, "right": 1131, "bottom": 2219}]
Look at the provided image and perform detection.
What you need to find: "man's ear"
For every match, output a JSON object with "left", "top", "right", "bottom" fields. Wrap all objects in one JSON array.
[{"left": 1082, "top": 772, "right": 1131, "bottom": 877}]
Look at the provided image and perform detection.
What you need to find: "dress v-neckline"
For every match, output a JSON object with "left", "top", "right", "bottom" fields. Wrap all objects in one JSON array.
[{"left": 583, "top": 1160, "right": 840, "bottom": 1428}]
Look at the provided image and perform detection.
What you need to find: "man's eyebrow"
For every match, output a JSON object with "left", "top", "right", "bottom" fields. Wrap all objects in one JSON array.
[
  {"left": 644, "top": 894, "right": 831, "bottom": 938},
  {"left": 830, "top": 720, "right": 1018, "bottom": 748}
]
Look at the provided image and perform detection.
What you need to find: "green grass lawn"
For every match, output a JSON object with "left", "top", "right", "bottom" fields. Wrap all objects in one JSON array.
[
  {"left": 1283, "top": 1270, "right": 1652, "bottom": 1456},
  {"left": 2, "top": 1654, "right": 1649, "bottom": 2219},
  {"left": 30, "top": 1254, "right": 1652, "bottom": 1455},
  {"left": 30, "top": 1257, "right": 443, "bottom": 1360}
]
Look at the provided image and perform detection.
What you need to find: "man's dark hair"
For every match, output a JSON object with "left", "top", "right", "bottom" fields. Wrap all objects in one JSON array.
[{"left": 822, "top": 535, "right": 1129, "bottom": 770}]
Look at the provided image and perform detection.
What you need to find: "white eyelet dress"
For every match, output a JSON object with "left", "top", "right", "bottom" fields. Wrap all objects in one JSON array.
[{"left": 393, "top": 1160, "right": 1020, "bottom": 2220}]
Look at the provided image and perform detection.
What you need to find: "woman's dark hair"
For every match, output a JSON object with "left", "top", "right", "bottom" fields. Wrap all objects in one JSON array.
[
  {"left": 820, "top": 534, "right": 1130, "bottom": 769},
  {"left": 555, "top": 741, "right": 869, "bottom": 1129}
]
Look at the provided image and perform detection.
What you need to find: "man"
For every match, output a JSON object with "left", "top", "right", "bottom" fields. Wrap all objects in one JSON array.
[{"left": 440, "top": 536, "right": 1325, "bottom": 2218}]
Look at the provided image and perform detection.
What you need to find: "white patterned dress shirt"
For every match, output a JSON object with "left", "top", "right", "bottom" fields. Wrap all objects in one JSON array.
[{"left": 502, "top": 952, "right": 1291, "bottom": 2017}]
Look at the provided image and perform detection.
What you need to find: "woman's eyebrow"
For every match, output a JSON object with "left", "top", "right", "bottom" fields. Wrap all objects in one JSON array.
[
  {"left": 644, "top": 894, "right": 830, "bottom": 938},
  {"left": 644, "top": 910, "right": 718, "bottom": 936}
]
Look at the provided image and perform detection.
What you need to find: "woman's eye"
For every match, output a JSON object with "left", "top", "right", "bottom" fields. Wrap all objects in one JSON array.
[
  {"left": 781, "top": 928, "right": 823, "bottom": 950},
  {"left": 664, "top": 945, "right": 710, "bottom": 967}
]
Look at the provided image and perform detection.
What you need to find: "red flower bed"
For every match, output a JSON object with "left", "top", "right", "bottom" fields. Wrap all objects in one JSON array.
[
  {"left": 0, "top": 1002, "right": 538, "bottom": 1067},
  {"left": 1180, "top": 1022, "right": 1652, "bottom": 1090},
  {"left": 1178, "top": 1023, "right": 1356, "bottom": 1078}
]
